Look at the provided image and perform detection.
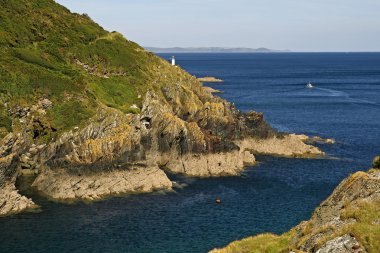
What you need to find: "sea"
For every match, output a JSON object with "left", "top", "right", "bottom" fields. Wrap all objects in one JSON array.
[{"left": 1, "top": 53, "right": 380, "bottom": 253}]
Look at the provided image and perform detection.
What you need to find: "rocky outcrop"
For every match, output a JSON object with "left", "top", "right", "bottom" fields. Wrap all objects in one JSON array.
[
  {"left": 210, "top": 169, "right": 380, "bottom": 253},
  {"left": 197, "top": 77, "right": 224, "bottom": 83},
  {"left": 237, "top": 135, "right": 324, "bottom": 158},
  {"left": 33, "top": 167, "right": 172, "bottom": 201},
  {"left": 0, "top": 183, "right": 38, "bottom": 217},
  {"left": 0, "top": 86, "right": 323, "bottom": 212},
  {"left": 316, "top": 234, "right": 364, "bottom": 253},
  {"left": 0, "top": 131, "right": 39, "bottom": 216}
]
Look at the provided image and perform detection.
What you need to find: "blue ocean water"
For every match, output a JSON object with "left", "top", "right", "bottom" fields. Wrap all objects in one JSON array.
[{"left": 1, "top": 53, "right": 380, "bottom": 253}]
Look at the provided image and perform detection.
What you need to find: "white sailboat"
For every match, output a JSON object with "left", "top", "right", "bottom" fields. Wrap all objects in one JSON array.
[{"left": 306, "top": 82, "right": 314, "bottom": 89}]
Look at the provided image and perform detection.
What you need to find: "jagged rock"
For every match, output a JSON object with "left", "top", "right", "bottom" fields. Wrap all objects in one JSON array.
[
  {"left": 28, "top": 147, "right": 39, "bottom": 155},
  {"left": 0, "top": 183, "right": 38, "bottom": 217},
  {"left": 242, "top": 150, "right": 256, "bottom": 166},
  {"left": 38, "top": 98, "right": 52, "bottom": 109},
  {"left": 0, "top": 133, "right": 15, "bottom": 158},
  {"left": 8, "top": 106, "right": 30, "bottom": 118},
  {"left": 20, "top": 154, "right": 30, "bottom": 163},
  {"left": 316, "top": 234, "right": 364, "bottom": 253}
]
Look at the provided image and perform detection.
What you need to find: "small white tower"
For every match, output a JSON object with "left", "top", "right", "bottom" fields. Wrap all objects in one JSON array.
[{"left": 171, "top": 56, "right": 176, "bottom": 66}]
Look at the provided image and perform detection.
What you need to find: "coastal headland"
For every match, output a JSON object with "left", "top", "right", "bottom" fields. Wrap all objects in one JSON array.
[{"left": 0, "top": 0, "right": 322, "bottom": 216}]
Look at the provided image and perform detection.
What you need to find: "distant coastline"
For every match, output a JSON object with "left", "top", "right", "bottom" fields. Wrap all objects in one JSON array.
[{"left": 145, "top": 47, "right": 291, "bottom": 53}]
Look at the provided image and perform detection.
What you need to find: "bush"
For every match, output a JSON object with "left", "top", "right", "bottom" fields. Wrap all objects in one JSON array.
[
  {"left": 48, "top": 99, "right": 95, "bottom": 131},
  {"left": 372, "top": 156, "right": 380, "bottom": 169}
]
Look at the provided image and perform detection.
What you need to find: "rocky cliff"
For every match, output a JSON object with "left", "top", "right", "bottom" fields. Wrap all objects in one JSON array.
[
  {"left": 0, "top": 0, "right": 322, "bottom": 216},
  {"left": 210, "top": 167, "right": 380, "bottom": 253}
]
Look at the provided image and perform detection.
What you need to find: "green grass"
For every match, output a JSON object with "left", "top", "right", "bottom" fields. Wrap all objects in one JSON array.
[
  {"left": 47, "top": 99, "right": 95, "bottom": 131},
  {"left": 88, "top": 77, "right": 138, "bottom": 112},
  {"left": 0, "top": 0, "right": 177, "bottom": 135},
  {"left": 210, "top": 231, "right": 294, "bottom": 253},
  {"left": 0, "top": 108, "right": 11, "bottom": 138},
  {"left": 341, "top": 200, "right": 380, "bottom": 253},
  {"left": 14, "top": 48, "right": 56, "bottom": 70}
]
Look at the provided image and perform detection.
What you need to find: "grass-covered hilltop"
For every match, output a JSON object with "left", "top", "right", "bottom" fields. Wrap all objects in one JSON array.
[
  {"left": 210, "top": 158, "right": 380, "bottom": 253},
  {"left": 0, "top": 0, "right": 323, "bottom": 217},
  {"left": 0, "top": 0, "right": 191, "bottom": 134}
]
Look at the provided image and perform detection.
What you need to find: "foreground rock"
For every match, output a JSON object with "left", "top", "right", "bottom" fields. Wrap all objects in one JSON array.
[{"left": 210, "top": 168, "right": 380, "bottom": 253}]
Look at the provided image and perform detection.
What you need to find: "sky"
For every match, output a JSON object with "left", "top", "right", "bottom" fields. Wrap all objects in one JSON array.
[{"left": 56, "top": 0, "right": 380, "bottom": 52}]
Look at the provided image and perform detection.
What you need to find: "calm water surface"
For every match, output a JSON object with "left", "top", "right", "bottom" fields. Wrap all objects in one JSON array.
[{"left": 1, "top": 53, "right": 380, "bottom": 253}]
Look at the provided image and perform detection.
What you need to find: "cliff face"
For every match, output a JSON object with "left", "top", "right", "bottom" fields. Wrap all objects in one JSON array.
[
  {"left": 210, "top": 169, "right": 380, "bottom": 253},
  {"left": 0, "top": 0, "right": 322, "bottom": 216}
]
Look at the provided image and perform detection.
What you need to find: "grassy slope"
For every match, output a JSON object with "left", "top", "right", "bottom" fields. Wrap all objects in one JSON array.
[
  {"left": 0, "top": 0, "right": 192, "bottom": 139},
  {"left": 210, "top": 231, "right": 295, "bottom": 253}
]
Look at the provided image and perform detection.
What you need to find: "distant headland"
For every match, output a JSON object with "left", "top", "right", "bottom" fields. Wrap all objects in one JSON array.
[{"left": 145, "top": 47, "right": 291, "bottom": 53}]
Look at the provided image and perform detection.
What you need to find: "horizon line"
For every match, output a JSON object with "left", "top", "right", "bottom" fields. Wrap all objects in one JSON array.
[{"left": 143, "top": 46, "right": 380, "bottom": 53}]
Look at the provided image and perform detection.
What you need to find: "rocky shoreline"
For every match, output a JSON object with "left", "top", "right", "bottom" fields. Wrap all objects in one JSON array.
[
  {"left": 0, "top": 118, "right": 322, "bottom": 215},
  {"left": 32, "top": 166, "right": 172, "bottom": 202},
  {"left": 0, "top": 88, "right": 324, "bottom": 216},
  {"left": 0, "top": 182, "right": 38, "bottom": 217},
  {"left": 197, "top": 76, "right": 224, "bottom": 83},
  {"left": 30, "top": 132, "right": 322, "bottom": 202}
]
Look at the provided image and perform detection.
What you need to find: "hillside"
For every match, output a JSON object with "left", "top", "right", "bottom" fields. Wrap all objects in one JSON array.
[
  {"left": 0, "top": 0, "right": 322, "bottom": 217},
  {"left": 210, "top": 164, "right": 380, "bottom": 253}
]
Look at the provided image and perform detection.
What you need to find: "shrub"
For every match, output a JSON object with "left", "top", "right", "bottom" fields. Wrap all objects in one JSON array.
[{"left": 372, "top": 156, "right": 380, "bottom": 169}]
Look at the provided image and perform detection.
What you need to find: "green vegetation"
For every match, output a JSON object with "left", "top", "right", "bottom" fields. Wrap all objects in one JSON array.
[
  {"left": 0, "top": 0, "right": 192, "bottom": 140},
  {"left": 372, "top": 156, "right": 380, "bottom": 169},
  {"left": 47, "top": 99, "right": 95, "bottom": 131},
  {"left": 341, "top": 200, "right": 380, "bottom": 253},
  {"left": 210, "top": 231, "right": 295, "bottom": 253}
]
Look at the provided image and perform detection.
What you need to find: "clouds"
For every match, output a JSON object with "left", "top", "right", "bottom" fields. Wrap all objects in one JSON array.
[{"left": 56, "top": 0, "right": 380, "bottom": 51}]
